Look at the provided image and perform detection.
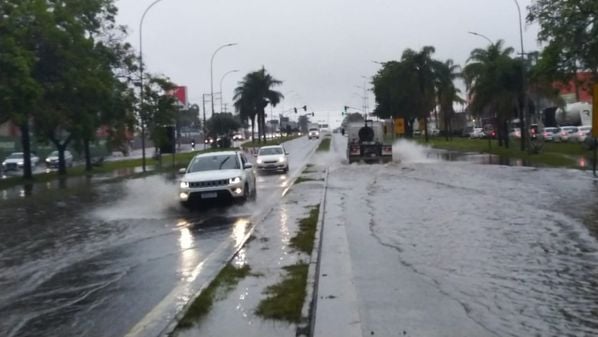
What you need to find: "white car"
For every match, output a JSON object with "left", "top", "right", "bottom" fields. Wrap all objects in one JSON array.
[
  {"left": 308, "top": 128, "right": 320, "bottom": 140},
  {"left": 555, "top": 126, "right": 578, "bottom": 142},
  {"left": 45, "top": 150, "right": 74, "bottom": 169},
  {"left": 574, "top": 126, "right": 591, "bottom": 143},
  {"left": 178, "top": 151, "right": 256, "bottom": 209},
  {"left": 470, "top": 128, "right": 485, "bottom": 139},
  {"left": 2, "top": 152, "right": 39, "bottom": 171},
  {"left": 256, "top": 145, "right": 289, "bottom": 173}
]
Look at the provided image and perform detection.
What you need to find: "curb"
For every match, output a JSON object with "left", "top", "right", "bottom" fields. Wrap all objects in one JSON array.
[
  {"left": 296, "top": 168, "right": 329, "bottom": 337},
  {"left": 158, "top": 205, "right": 276, "bottom": 337}
]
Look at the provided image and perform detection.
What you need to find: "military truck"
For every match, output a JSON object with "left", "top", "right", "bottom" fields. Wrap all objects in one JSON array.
[{"left": 346, "top": 120, "right": 393, "bottom": 164}]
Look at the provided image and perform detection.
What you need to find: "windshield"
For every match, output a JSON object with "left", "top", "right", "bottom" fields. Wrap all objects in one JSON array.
[
  {"left": 7, "top": 153, "right": 23, "bottom": 159},
  {"left": 259, "top": 148, "right": 283, "bottom": 155},
  {"left": 309, "top": 128, "right": 319, "bottom": 132},
  {"left": 49, "top": 151, "right": 59, "bottom": 157},
  {"left": 188, "top": 154, "right": 239, "bottom": 172}
]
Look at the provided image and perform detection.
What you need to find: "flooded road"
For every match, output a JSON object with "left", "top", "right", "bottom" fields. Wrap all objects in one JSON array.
[
  {"left": 320, "top": 136, "right": 598, "bottom": 336},
  {"left": 0, "top": 137, "right": 317, "bottom": 337}
]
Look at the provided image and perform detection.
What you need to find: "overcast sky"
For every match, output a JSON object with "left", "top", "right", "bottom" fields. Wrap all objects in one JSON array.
[{"left": 115, "top": 0, "right": 540, "bottom": 125}]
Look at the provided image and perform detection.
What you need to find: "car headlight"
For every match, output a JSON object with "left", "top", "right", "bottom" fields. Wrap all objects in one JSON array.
[
  {"left": 229, "top": 176, "right": 242, "bottom": 184},
  {"left": 179, "top": 181, "right": 189, "bottom": 189},
  {"left": 256, "top": 158, "right": 263, "bottom": 164},
  {"left": 278, "top": 157, "right": 285, "bottom": 163}
]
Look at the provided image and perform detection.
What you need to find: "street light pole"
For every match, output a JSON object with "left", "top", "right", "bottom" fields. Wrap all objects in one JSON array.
[
  {"left": 219, "top": 69, "right": 239, "bottom": 113},
  {"left": 468, "top": 31, "right": 493, "bottom": 45},
  {"left": 513, "top": 0, "right": 528, "bottom": 152},
  {"left": 139, "top": 0, "right": 168, "bottom": 172},
  {"left": 210, "top": 43, "right": 238, "bottom": 116}
]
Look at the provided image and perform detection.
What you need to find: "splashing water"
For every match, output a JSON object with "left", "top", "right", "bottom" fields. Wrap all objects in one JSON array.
[{"left": 393, "top": 139, "right": 438, "bottom": 164}]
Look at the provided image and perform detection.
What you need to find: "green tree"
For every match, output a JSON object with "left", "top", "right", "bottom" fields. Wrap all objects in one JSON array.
[
  {"left": 463, "top": 40, "right": 523, "bottom": 148},
  {"left": 528, "top": 0, "right": 598, "bottom": 88},
  {"left": 433, "top": 59, "right": 464, "bottom": 140},
  {"left": 0, "top": 0, "right": 47, "bottom": 179},
  {"left": 233, "top": 67, "right": 284, "bottom": 142},
  {"left": 206, "top": 113, "right": 241, "bottom": 140},
  {"left": 142, "top": 75, "right": 179, "bottom": 157}
]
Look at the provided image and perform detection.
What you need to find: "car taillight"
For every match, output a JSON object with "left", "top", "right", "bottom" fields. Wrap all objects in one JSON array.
[
  {"left": 382, "top": 146, "right": 392, "bottom": 154},
  {"left": 350, "top": 145, "right": 360, "bottom": 155}
]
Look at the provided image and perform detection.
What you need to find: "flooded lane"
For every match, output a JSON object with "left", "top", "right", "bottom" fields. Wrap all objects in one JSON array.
[{"left": 0, "top": 136, "right": 318, "bottom": 337}]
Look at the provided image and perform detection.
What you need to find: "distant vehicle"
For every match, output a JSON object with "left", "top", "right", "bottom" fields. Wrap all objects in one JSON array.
[
  {"left": 319, "top": 124, "right": 330, "bottom": 135},
  {"left": 178, "top": 151, "right": 256, "bottom": 209},
  {"left": 430, "top": 128, "right": 440, "bottom": 136},
  {"left": 232, "top": 133, "right": 245, "bottom": 141},
  {"left": 308, "top": 128, "right": 320, "bottom": 140},
  {"left": 509, "top": 128, "right": 521, "bottom": 139},
  {"left": 462, "top": 126, "right": 474, "bottom": 138},
  {"left": 2, "top": 152, "right": 39, "bottom": 171},
  {"left": 346, "top": 120, "right": 393, "bottom": 164},
  {"left": 256, "top": 145, "right": 289, "bottom": 173},
  {"left": 45, "top": 150, "right": 74, "bottom": 169},
  {"left": 555, "top": 126, "right": 578, "bottom": 142},
  {"left": 574, "top": 126, "right": 591, "bottom": 143},
  {"left": 204, "top": 137, "right": 215, "bottom": 144},
  {"left": 482, "top": 125, "right": 496, "bottom": 139},
  {"left": 470, "top": 128, "right": 485, "bottom": 139},
  {"left": 543, "top": 127, "right": 560, "bottom": 142}
]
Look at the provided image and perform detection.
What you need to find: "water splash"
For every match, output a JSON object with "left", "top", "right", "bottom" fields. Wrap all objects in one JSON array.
[{"left": 393, "top": 139, "right": 438, "bottom": 164}]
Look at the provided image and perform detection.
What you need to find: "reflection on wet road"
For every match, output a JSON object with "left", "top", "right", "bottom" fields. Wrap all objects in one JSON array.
[{"left": 0, "top": 137, "right": 317, "bottom": 337}]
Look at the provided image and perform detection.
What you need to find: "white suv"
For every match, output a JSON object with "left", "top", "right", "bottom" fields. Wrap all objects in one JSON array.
[{"left": 178, "top": 151, "right": 256, "bottom": 209}]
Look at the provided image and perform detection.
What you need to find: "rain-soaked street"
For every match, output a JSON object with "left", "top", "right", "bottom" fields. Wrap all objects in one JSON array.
[
  {"left": 316, "top": 135, "right": 598, "bottom": 337},
  {"left": 0, "top": 137, "right": 318, "bottom": 337}
]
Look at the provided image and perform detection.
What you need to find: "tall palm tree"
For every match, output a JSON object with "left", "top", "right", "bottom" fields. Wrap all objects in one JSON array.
[
  {"left": 463, "top": 40, "right": 522, "bottom": 148},
  {"left": 233, "top": 67, "right": 283, "bottom": 143},
  {"left": 433, "top": 59, "right": 464, "bottom": 140},
  {"left": 401, "top": 46, "right": 437, "bottom": 142}
]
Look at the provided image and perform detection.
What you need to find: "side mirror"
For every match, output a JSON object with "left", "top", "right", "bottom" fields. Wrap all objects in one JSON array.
[
  {"left": 285, "top": 152, "right": 290, "bottom": 155},
  {"left": 244, "top": 163, "right": 253, "bottom": 169},
  {"left": 178, "top": 168, "right": 186, "bottom": 174}
]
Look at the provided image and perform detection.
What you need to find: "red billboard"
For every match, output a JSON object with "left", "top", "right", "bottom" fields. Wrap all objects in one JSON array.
[{"left": 169, "top": 86, "right": 188, "bottom": 107}]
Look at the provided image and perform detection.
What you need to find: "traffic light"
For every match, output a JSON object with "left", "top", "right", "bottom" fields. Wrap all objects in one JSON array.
[
  {"left": 302, "top": 105, "right": 307, "bottom": 111},
  {"left": 294, "top": 107, "right": 297, "bottom": 113}
]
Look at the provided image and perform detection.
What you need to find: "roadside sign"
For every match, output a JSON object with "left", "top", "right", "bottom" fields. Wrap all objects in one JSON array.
[
  {"left": 593, "top": 85, "right": 598, "bottom": 137},
  {"left": 394, "top": 118, "right": 405, "bottom": 135}
]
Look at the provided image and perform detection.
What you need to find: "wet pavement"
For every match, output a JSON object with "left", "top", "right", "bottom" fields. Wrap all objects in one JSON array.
[
  {"left": 316, "top": 136, "right": 598, "bottom": 337},
  {"left": 0, "top": 137, "right": 317, "bottom": 337}
]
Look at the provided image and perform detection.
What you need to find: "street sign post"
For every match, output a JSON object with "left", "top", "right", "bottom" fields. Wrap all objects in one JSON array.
[{"left": 593, "top": 85, "right": 598, "bottom": 176}]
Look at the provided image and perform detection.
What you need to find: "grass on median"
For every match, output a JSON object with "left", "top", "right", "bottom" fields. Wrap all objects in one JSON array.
[
  {"left": 418, "top": 137, "right": 591, "bottom": 168},
  {"left": 316, "top": 138, "right": 331, "bottom": 152},
  {"left": 255, "top": 263, "right": 309, "bottom": 323},
  {"left": 176, "top": 263, "right": 252, "bottom": 329},
  {"left": 290, "top": 205, "right": 320, "bottom": 254}
]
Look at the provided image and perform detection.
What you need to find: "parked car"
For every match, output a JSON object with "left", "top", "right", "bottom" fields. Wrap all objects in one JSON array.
[
  {"left": 45, "top": 150, "right": 74, "bottom": 169},
  {"left": 232, "top": 133, "right": 245, "bottom": 141},
  {"left": 509, "top": 128, "right": 521, "bottom": 139},
  {"left": 2, "top": 152, "right": 39, "bottom": 171},
  {"left": 256, "top": 145, "right": 289, "bottom": 173},
  {"left": 308, "top": 128, "right": 320, "bottom": 140},
  {"left": 542, "top": 127, "right": 560, "bottom": 142},
  {"left": 469, "top": 128, "right": 485, "bottom": 139},
  {"left": 555, "top": 126, "right": 578, "bottom": 142},
  {"left": 178, "top": 151, "right": 256, "bottom": 209},
  {"left": 574, "top": 126, "right": 592, "bottom": 143}
]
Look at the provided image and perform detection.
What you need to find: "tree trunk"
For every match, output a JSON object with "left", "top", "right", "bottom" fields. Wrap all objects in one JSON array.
[
  {"left": 50, "top": 136, "right": 71, "bottom": 176},
  {"left": 251, "top": 116, "right": 255, "bottom": 142},
  {"left": 423, "top": 117, "right": 429, "bottom": 143},
  {"left": 84, "top": 139, "right": 92, "bottom": 172},
  {"left": 19, "top": 120, "right": 33, "bottom": 180},
  {"left": 503, "top": 120, "right": 510, "bottom": 149}
]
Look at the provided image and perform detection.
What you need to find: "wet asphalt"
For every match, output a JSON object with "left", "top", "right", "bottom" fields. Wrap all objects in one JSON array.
[{"left": 0, "top": 137, "right": 318, "bottom": 337}]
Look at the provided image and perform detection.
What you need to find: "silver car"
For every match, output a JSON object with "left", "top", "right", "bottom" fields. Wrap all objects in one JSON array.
[
  {"left": 542, "top": 127, "right": 560, "bottom": 142},
  {"left": 2, "top": 152, "right": 39, "bottom": 171},
  {"left": 178, "top": 151, "right": 256, "bottom": 209},
  {"left": 256, "top": 145, "right": 289, "bottom": 173},
  {"left": 45, "top": 150, "right": 74, "bottom": 168}
]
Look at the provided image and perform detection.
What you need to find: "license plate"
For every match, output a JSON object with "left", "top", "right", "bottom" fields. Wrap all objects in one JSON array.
[{"left": 201, "top": 192, "right": 218, "bottom": 199}]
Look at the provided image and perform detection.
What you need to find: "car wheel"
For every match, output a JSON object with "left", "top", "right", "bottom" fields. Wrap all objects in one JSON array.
[{"left": 283, "top": 166, "right": 289, "bottom": 173}]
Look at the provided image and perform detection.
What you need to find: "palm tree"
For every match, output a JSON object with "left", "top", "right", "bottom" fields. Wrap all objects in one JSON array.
[
  {"left": 463, "top": 40, "right": 523, "bottom": 148},
  {"left": 433, "top": 59, "right": 464, "bottom": 140},
  {"left": 233, "top": 67, "right": 283, "bottom": 143},
  {"left": 401, "top": 46, "right": 438, "bottom": 142}
]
